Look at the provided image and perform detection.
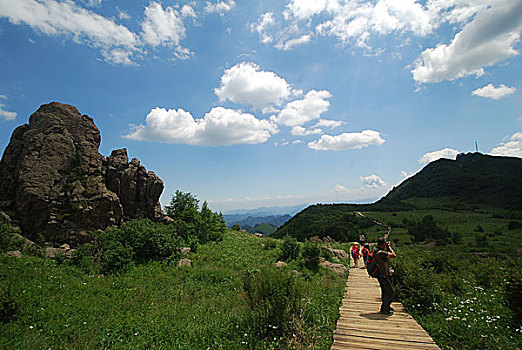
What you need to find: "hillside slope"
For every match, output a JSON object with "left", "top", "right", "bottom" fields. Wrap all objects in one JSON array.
[
  {"left": 385, "top": 153, "right": 522, "bottom": 210},
  {"left": 276, "top": 153, "right": 522, "bottom": 241}
]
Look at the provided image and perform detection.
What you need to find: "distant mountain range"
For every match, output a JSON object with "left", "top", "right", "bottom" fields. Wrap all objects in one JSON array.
[
  {"left": 275, "top": 153, "right": 522, "bottom": 241},
  {"left": 223, "top": 204, "right": 307, "bottom": 217},
  {"left": 224, "top": 214, "right": 292, "bottom": 230}
]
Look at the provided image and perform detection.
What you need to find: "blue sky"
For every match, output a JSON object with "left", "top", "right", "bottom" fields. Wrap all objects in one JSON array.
[{"left": 0, "top": 0, "right": 521, "bottom": 213}]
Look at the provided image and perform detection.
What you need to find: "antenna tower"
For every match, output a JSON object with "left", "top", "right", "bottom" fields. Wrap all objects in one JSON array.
[{"left": 475, "top": 140, "right": 479, "bottom": 153}]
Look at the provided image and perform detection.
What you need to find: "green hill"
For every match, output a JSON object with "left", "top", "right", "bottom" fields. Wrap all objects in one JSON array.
[
  {"left": 248, "top": 222, "right": 278, "bottom": 235},
  {"left": 385, "top": 153, "right": 522, "bottom": 210},
  {"left": 275, "top": 153, "right": 522, "bottom": 242}
]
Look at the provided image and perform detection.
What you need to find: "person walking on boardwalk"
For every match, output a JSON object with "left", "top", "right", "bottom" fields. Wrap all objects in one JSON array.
[
  {"left": 374, "top": 237, "right": 396, "bottom": 315},
  {"left": 362, "top": 243, "right": 370, "bottom": 267},
  {"left": 351, "top": 244, "right": 360, "bottom": 268}
]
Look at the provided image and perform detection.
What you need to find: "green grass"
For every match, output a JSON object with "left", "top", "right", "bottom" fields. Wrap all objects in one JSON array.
[
  {"left": 356, "top": 209, "right": 522, "bottom": 254},
  {"left": 1, "top": 231, "right": 347, "bottom": 349}
]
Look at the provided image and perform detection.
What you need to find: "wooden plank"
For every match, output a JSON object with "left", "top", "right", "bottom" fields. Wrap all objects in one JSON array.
[
  {"left": 333, "top": 335, "right": 441, "bottom": 350},
  {"left": 334, "top": 324, "right": 432, "bottom": 338},
  {"left": 334, "top": 328, "right": 437, "bottom": 344}
]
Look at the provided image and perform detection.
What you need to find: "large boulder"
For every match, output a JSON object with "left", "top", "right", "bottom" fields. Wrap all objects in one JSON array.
[{"left": 0, "top": 102, "right": 167, "bottom": 246}]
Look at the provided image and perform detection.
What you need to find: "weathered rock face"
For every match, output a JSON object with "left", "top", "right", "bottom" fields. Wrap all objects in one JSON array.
[{"left": 0, "top": 102, "right": 167, "bottom": 246}]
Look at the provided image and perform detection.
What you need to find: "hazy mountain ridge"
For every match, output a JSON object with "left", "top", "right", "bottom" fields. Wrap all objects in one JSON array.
[{"left": 224, "top": 214, "right": 292, "bottom": 229}]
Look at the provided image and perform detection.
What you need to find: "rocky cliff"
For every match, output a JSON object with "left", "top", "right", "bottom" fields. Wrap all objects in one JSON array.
[{"left": 0, "top": 102, "right": 167, "bottom": 246}]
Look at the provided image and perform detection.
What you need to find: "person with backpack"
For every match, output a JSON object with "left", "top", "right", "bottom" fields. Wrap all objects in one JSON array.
[
  {"left": 351, "top": 244, "right": 360, "bottom": 268},
  {"left": 374, "top": 237, "right": 396, "bottom": 315},
  {"left": 361, "top": 243, "right": 370, "bottom": 267}
]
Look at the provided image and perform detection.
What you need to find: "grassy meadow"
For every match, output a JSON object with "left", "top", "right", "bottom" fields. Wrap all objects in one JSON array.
[{"left": 1, "top": 229, "right": 347, "bottom": 350}]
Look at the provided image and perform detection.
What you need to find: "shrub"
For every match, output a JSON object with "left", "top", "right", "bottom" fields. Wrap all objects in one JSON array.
[
  {"left": 302, "top": 242, "right": 320, "bottom": 271},
  {"left": 242, "top": 268, "right": 304, "bottom": 341},
  {"left": 320, "top": 247, "right": 334, "bottom": 261},
  {"left": 279, "top": 236, "right": 300, "bottom": 261},
  {"left": 230, "top": 224, "right": 240, "bottom": 231}
]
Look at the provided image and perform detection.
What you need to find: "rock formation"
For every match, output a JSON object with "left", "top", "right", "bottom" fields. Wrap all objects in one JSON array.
[{"left": 0, "top": 102, "right": 167, "bottom": 246}]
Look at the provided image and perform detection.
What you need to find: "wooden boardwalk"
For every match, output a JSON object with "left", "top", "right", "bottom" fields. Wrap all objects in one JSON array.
[{"left": 331, "top": 263, "right": 440, "bottom": 350}]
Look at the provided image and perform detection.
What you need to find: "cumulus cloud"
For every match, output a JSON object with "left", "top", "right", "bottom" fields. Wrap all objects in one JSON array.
[
  {"left": 125, "top": 106, "right": 277, "bottom": 146},
  {"left": 271, "top": 90, "right": 331, "bottom": 127},
  {"left": 276, "top": 34, "right": 311, "bottom": 51},
  {"left": 0, "top": 96, "right": 17, "bottom": 121},
  {"left": 204, "top": 0, "right": 235, "bottom": 14},
  {"left": 290, "top": 126, "right": 323, "bottom": 136},
  {"left": 312, "top": 118, "right": 345, "bottom": 129},
  {"left": 360, "top": 174, "right": 387, "bottom": 188},
  {"left": 215, "top": 62, "right": 297, "bottom": 110},
  {"left": 308, "top": 130, "right": 385, "bottom": 151},
  {"left": 0, "top": 0, "right": 197, "bottom": 64},
  {"left": 335, "top": 184, "right": 351, "bottom": 194},
  {"left": 412, "top": 1, "right": 522, "bottom": 83},
  {"left": 0, "top": 0, "right": 138, "bottom": 64},
  {"left": 471, "top": 84, "right": 516, "bottom": 100},
  {"left": 250, "top": 12, "right": 276, "bottom": 44},
  {"left": 490, "top": 132, "right": 522, "bottom": 158},
  {"left": 181, "top": 5, "right": 196, "bottom": 19},
  {"left": 140, "top": 2, "right": 191, "bottom": 59},
  {"left": 419, "top": 148, "right": 459, "bottom": 164}
]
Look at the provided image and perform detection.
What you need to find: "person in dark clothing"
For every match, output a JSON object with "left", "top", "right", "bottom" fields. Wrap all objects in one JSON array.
[{"left": 374, "top": 237, "right": 396, "bottom": 315}]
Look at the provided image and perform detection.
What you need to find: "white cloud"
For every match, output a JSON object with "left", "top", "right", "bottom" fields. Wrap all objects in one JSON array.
[
  {"left": 471, "top": 83, "right": 516, "bottom": 100},
  {"left": 312, "top": 118, "right": 345, "bottom": 129},
  {"left": 290, "top": 126, "right": 323, "bottom": 136},
  {"left": 125, "top": 106, "right": 276, "bottom": 146},
  {"left": 0, "top": 95, "right": 17, "bottom": 121},
  {"left": 250, "top": 12, "right": 276, "bottom": 44},
  {"left": 335, "top": 184, "right": 351, "bottom": 194},
  {"left": 141, "top": 2, "right": 191, "bottom": 58},
  {"left": 308, "top": 130, "right": 385, "bottom": 151},
  {"left": 400, "top": 170, "right": 415, "bottom": 179},
  {"left": 215, "top": 62, "right": 297, "bottom": 110},
  {"left": 314, "top": 0, "right": 434, "bottom": 49},
  {"left": 490, "top": 132, "right": 522, "bottom": 158},
  {"left": 271, "top": 90, "right": 331, "bottom": 127},
  {"left": 360, "top": 174, "right": 387, "bottom": 188},
  {"left": 81, "top": 0, "right": 103, "bottom": 8},
  {"left": 117, "top": 8, "right": 131, "bottom": 20},
  {"left": 419, "top": 148, "right": 459, "bottom": 164},
  {"left": 276, "top": 34, "right": 311, "bottom": 51},
  {"left": 0, "top": 0, "right": 137, "bottom": 64},
  {"left": 204, "top": 0, "right": 235, "bottom": 14},
  {"left": 181, "top": 5, "right": 196, "bottom": 18},
  {"left": 412, "top": 1, "right": 522, "bottom": 83}
]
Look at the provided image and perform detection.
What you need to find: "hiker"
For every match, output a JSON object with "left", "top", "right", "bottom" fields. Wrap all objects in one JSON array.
[
  {"left": 374, "top": 237, "right": 396, "bottom": 315},
  {"left": 362, "top": 243, "right": 370, "bottom": 267},
  {"left": 359, "top": 233, "right": 366, "bottom": 246},
  {"left": 351, "top": 244, "right": 360, "bottom": 268}
]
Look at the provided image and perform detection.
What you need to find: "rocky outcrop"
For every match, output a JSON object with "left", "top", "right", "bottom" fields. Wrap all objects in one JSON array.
[{"left": 0, "top": 102, "right": 167, "bottom": 246}]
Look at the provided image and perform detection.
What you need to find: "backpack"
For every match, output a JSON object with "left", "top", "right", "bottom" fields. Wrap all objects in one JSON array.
[
  {"left": 366, "top": 250, "right": 379, "bottom": 278},
  {"left": 351, "top": 248, "right": 359, "bottom": 259}
]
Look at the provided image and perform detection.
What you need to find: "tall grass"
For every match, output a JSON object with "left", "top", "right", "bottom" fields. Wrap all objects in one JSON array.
[{"left": 1, "top": 228, "right": 346, "bottom": 349}]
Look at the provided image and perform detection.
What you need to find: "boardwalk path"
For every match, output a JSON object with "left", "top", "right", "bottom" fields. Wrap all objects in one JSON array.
[{"left": 331, "top": 262, "right": 440, "bottom": 350}]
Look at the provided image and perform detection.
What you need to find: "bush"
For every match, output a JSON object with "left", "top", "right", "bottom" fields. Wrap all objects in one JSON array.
[
  {"left": 242, "top": 268, "right": 304, "bottom": 341},
  {"left": 89, "top": 219, "right": 184, "bottom": 274},
  {"left": 279, "top": 236, "right": 300, "bottom": 261},
  {"left": 302, "top": 242, "right": 320, "bottom": 271}
]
